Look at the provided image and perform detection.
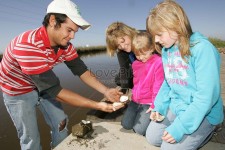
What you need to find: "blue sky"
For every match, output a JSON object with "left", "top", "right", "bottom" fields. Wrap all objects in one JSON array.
[{"left": 0, "top": 0, "right": 225, "bottom": 54}]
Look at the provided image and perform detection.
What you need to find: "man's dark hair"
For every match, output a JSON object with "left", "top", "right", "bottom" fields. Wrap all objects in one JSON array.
[{"left": 42, "top": 13, "right": 67, "bottom": 28}]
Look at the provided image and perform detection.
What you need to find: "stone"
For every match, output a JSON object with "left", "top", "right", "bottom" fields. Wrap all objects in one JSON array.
[{"left": 72, "top": 120, "right": 93, "bottom": 138}]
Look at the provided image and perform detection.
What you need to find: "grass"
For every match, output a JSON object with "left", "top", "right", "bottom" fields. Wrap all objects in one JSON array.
[
  {"left": 209, "top": 38, "right": 225, "bottom": 53},
  {"left": 209, "top": 37, "right": 225, "bottom": 48}
]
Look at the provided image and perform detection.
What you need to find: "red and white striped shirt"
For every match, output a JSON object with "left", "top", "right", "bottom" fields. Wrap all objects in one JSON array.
[{"left": 0, "top": 26, "right": 78, "bottom": 96}]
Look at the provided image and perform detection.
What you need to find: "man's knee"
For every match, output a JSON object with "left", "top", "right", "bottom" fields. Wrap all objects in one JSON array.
[{"left": 58, "top": 119, "right": 67, "bottom": 132}]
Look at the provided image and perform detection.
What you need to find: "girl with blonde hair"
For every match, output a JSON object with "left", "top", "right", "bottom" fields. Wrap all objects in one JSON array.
[
  {"left": 106, "top": 22, "right": 139, "bottom": 93},
  {"left": 145, "top": 0, "right": 224, "bottom": 149},
  {"left": 121, "top": 32, "right": 164, "bottom": 135}
]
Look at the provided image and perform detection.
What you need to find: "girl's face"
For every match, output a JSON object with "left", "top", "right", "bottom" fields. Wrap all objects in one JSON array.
[
  {"left": 117, "top": 35, "right": 132, "bottom": 53},
  {"left": 136, "top": 50, "right": 153, "bottom": 63},
  {"left": 154, "top": 30, "right": 178, "bottom": 48}
]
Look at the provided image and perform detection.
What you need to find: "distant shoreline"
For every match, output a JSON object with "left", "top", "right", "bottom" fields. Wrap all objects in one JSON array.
[
  {"left": 76, "top": 45, "right": 106, "bottom": 54},
  {"left": 1, "top": 44, "right": 225, "bottom": 61},
  {"left": 0, "top": 46, "right": 107, "bottom": 61}
]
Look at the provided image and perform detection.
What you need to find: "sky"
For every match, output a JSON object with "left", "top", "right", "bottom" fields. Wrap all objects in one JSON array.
[{"left": 0, "top": 0, "right": 225, "bottom": 54}]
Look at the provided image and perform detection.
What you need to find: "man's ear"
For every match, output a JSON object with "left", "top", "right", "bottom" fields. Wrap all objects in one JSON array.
[{"left": 49, "top": 15, "right": 56, "bottom": 27}]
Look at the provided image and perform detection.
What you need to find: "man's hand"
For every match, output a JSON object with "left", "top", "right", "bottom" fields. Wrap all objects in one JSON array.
[
  {"left": 104, "top": 88, "right": 123, "bottom": 102},
  {"left": 162, "top": 131, "right": 176, "bottom": 144},
  {"left": 112, "top": 102, "right": 125, "bottom": 111},
  {"left": 97, "top": 101, "right": 124, "bottom": 112}
]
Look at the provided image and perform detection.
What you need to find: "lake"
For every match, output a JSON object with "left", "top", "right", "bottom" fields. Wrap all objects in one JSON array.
[{"left": 0, "top": 52, "right": 119, "bottom": 150}]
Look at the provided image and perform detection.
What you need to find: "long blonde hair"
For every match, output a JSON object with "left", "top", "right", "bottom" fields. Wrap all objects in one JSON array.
[
  {"left": 106, "top": 22, "right": 139, "bottom": 56},
  {"left": 147, "top": 0, "right": 193, "bottom": 61}
]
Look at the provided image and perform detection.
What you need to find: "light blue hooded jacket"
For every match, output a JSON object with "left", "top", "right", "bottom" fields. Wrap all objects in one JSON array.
[{"left": 154, "top": 32, "right": 224, "bottom": 142}]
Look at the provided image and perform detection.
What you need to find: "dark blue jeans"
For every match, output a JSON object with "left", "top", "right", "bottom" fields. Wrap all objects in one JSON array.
[{"left": 121, "top": 100, "right": 151, "bottom": 135}]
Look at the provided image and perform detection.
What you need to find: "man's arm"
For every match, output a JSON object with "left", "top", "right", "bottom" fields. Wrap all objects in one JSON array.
[
  {"left": 80, "top": 70, "right": 121, "bottom": 102},
  {"left": 65, "top": 57, "right": 122, "bottom": 102},
  {"left": 29, "top": 70, "right": 122, "bottom": 112},
  {"left": 56, "top": 88, "right": 115, "bottom": 112}
]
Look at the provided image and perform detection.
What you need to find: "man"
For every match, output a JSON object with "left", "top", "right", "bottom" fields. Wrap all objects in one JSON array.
[{"left": 0, "top": 0, "right": 123, "bottom": 149}]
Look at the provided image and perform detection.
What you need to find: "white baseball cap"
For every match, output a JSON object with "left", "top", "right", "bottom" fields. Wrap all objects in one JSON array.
[{"left": 47, "top": 0, "right": 91, "bottom": 30}]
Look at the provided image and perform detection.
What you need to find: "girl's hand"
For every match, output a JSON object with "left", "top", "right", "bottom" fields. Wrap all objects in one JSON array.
[
  {"left": 150, "top": 111, "right": 157, "bottom": 120},
  {"left": 150, "top": 111, "right": 165, "bottom": 122},
  {"left": 162, "top": 131, "right": 176, "bottom": 144},
  {"left": 146, "top": 107, "right": 153, "bottom": 113}
]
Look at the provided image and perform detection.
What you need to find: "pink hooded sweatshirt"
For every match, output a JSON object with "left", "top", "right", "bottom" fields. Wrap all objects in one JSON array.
[{"left": 131, "top": 54, "right": 164, "bottom": 108}]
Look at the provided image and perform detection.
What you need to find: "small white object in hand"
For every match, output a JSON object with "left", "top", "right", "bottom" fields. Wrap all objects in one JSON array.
[
  {"left": 156, "top": 115, "right": 165, "bottom": 122},
  {"left": 152, "top": 115, "right": 165, "bottom": 122},
  {"left": 112, "top": 102, "right": 123, "bottom": 111},
  {"left": 120, "top": 95, "right": 128, "bottom": 102}
]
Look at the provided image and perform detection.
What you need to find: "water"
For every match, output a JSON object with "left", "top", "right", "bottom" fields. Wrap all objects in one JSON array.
[{"left": 0, "top": 52, "right": 119, "bottom": 150}]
